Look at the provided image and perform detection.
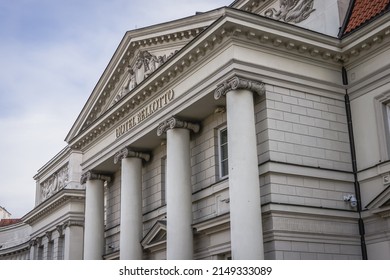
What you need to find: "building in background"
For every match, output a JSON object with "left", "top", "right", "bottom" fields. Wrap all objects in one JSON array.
[{"left": 1, "top": 0, "right": 390, "bottom": 260}]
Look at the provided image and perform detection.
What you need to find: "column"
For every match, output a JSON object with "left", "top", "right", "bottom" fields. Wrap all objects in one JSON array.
[
  {"left": 29, "top": 239, "right": 37, "bottom": 260},
  {"left": 52, "top": 225, "right": 63, "bottom": 260},
  {"left": 215, "top": 76, "right": 265, "bottom": 260},
  {"left": 114, "top": 148, "right": 150, "bottom": 260},
  {"left": 43, "top": 231, "right": 52, "bottom": 260},
  {"left": 157, "top": 117, "right": 200, "bottom": 260},
  {"left": 64, "top": 220, "right": 84, "bottom": 260},
  {"left": 81, "top": 171, "right": 111, "bottom": 260}
]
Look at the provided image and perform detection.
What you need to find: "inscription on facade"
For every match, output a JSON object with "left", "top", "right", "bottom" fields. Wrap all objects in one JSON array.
[{"left": 115, "top": 89, "right": 174, "bottom": 138}]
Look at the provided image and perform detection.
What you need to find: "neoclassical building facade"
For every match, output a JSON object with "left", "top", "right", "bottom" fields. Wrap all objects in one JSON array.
[{"left": 2, "top": 0, "right": 390, "bottom": 260}]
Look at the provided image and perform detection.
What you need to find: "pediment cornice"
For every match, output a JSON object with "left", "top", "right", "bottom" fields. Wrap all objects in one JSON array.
[
  {"left": 65, "top": 9, "right": 224, "bottom": 144},
  {"left": 366, "top": 185, "right": 390, "bottom": 218},
  {"left": 22, "top": 189, "right": 85, "bottom": 225},
  {"left": 67, "top": 7, "right": 390, "bottom": 151}
]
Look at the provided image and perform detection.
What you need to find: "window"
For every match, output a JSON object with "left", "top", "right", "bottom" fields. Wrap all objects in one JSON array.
[
  {"left": 219, "top": 127, "right": 229, "bottom": 178},
  {"left": 374, "top": 93, "right": 390, "bottom": 161},
  {"left": 161, "top": 157, "right": 167, "bottom": 206},
  {"left": 385, "top": 103, "right": 390, "bottom": 155}
]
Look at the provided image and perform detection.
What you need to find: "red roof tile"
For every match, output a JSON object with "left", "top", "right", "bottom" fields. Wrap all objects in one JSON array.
[
  {"left": 344, "top": 0, "right": 389, "bottom": 34},
  {"left": 0, "top": 219, "right": 22, "bottom": 227}
]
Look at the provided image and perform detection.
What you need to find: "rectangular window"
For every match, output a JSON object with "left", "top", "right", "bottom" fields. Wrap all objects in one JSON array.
[
  {"left": 385, "top": 103, "right": 390, "bottom": 155},
  {"left": 219, "top": 127, "right": 229, "bottom": 178},
  {"left": 161, "top": 157, "right": 167, "bottom": 206}
]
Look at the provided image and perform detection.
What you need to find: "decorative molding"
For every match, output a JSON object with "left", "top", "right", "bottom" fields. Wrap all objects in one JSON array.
[
  {"left": 384, "top": 173, "right": 390, "bottom": 186},
  {"left": 80, "top": 171, "right": 112, "bottom": 184},
  {"left": 111, "top": 50, "right": 179, "bottom": 106},
  {"left": 29, "top": 239, "right": 37, "bottom": 248},
  {"left": 45, "top": 231, "right": 52, "bottom": 241},
  {"left": 23, "top": 189, "right": 85, "bottom": 225},
  {"left": 113, "top": 147, "right": 150, "bottom": 164},
  {"left": 264, "top": 0, "right": 316, "bottom": 24},
  {"left": 40, "top": 164, "right": 69, "bottom": 202},
  {"left": 56, "top": 225, "right": 64, "bottom": 237},
  {"left": 157, "top": 117, "right": 200, "bottom": 136},
  {"left": 70, "top": 12, "right": 390, "bottom": 151},
  {"left": 214, "top": 76, "right": 266, "bottom": 100}
]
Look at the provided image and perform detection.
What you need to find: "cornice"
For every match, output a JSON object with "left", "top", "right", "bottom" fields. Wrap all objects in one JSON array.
[
  {"left": 66, "top": 9, "right": 225, "bottom": 144},
  {"left": 67, "top": 7, "right": 390, "bottom": 151},
  {"left": 22, "top": 189, "right": 85, "bottom": 225}
]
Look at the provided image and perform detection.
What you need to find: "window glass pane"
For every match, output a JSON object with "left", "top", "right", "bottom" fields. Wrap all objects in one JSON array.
[{"left": 219, "top": 127, "right": 228, "bottom": 177}]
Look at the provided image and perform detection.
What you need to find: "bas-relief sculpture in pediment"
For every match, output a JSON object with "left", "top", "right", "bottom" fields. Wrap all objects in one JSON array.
[
  {"left": 264, "top": 0, "right": 316, "bottom": 24},
  {"left": 110, "top": 49, "right": 179, "bottom": 107},
  {"left": 238, "top": 0, "right": 316, "bottom": 24}
]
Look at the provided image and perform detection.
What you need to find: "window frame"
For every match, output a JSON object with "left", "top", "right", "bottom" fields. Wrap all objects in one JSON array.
[
  {"left": 218, "top": 126, "right": 229, "bottom": 179},
  {"left": 374, "top": 92, "right": 390, "bottom": 161}
]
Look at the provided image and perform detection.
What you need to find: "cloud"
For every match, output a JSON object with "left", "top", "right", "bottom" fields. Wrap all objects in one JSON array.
[{"left": 0, "top": 0, "right": 231, "bottom": 218}]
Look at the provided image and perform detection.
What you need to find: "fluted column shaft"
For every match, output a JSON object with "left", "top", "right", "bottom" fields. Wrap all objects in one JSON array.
[{"left": 215, "top": 76, "right": 265, "bottom": 260}]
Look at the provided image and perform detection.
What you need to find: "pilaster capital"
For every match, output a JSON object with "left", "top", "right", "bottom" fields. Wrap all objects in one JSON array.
[
  {"left": 56, "top": 225, "right": 64, "bottom": 237},
  {"left": 63, "top": 220, "right": 84, "bottom": 229},
  {"left": 80, "top": 171, "right": 112, "bottom": 184},
  {"left": 214, "top": 76, "right": 266, "bottom": 100},
  {"left": 114, "top": 147, "right": 150, "bottom": 164},
  {"left": 29, "top": 239, "right": 37, "bottom": 248},
  {"left": 157, "top": 117, "right": 200, "bottom": 136},
  {"left": 45, "top": 231, "right": 52, "bottom": 241}
]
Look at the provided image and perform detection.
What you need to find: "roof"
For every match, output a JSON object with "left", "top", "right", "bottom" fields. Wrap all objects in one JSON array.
[
  {"left": 342, "top": 0, "right": 390, "bottom": 35},
  {"left": 0, "top": 219, "right": 21, "bottom": 227}
]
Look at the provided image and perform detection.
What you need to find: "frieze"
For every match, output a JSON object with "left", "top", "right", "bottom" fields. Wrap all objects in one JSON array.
[
  {"left": 264, "top": 0, "right": 316, "bottom": 24},
  {"left": 115, "top": 89, "right": 174, "bottom": 139},
  {"left": 157, "top": 117, "right": 200, "bottom": 136},
  {"left": 214, "top": 76, "right": 266, "bottom": 100},
  {"left": 40, "top": 164, "right": 69, "bottom": 202}
]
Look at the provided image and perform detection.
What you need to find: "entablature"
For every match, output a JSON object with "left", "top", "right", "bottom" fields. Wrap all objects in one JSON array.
[{"left": 66, "top": 7, "right": 390, "bottom": 153}]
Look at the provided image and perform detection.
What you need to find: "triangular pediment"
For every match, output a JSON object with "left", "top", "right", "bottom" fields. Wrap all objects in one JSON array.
[
  {"left": 141, "top": 220, "right": 167, "bottom": 250},
  {"left": 231, "top": 0, "right": 316, "bottom": 24},
  {"left": 366, "top": 184, "right": 390, "bottom": 218},
  {"left": 65, "top": 10, "right": 223, "bottom": 144}
]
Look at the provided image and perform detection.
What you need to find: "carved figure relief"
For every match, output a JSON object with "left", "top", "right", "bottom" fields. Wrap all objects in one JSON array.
[
  {"left": 265, "top": 0, "right": 316, "bottom": 23},
  {"left": 41, "top": 165, "right": 69, "bottom": 201},
  {"left": 113, "top": 50, "right": 179, "bottom": 105}
]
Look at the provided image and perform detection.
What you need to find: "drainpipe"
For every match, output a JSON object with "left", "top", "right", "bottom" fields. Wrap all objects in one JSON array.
[{"left": 342, "top": 67, "right": 368, "bottom": 260}]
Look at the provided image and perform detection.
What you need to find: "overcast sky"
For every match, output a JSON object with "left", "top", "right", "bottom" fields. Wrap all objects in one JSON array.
[{"left": 0, "top": 0, "right": 231, "bottom": 218}]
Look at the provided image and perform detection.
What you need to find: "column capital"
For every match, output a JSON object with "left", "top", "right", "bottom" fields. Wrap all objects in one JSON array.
[
  {"left": 157, "top": 116, "right": 200, "bottom": 136},
  {"left": 80, "top": 171, "right": 112, "bottom": 184},
  {"left": 114, "top": 147, "right": 150, "bottom": 164},
  {"left": 63, "top": 220, "right": 84, "bottom": 229},
  {"left": 214, "top": 76, "right": 266, "bottom": 100}
]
